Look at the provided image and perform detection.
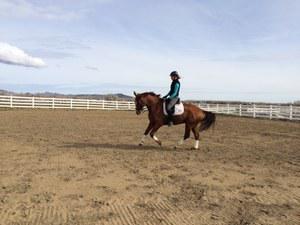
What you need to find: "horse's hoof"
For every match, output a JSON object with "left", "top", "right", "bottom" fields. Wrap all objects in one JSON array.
[
  {"left": 191, "top": 147, "right": 198, "bottom": 150},
  {"left": 138, "top": 143, "right": 143, "bottom": 146},
  {"left": 173, "top": 146, "right": 177, "bottom": 150}
]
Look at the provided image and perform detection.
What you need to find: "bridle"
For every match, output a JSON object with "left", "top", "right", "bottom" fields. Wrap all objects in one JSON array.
[{"left": 135, "top": 98, "right": 145, "bottom": 115}]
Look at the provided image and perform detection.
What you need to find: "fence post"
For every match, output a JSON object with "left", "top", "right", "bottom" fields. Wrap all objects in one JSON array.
[
  {"left": 270, "top": 105, "right": 272, "bottom": 119},
  {"left": 227, "top": 103, "right": 230, "bottom": 114},
  {"left": 128, "top": 102, "right": 131, "bottom": 110},
  {"left": 71, "top": 99, "right": 73, "bottom": 109},
  {"left": 216, "top": 104, "right": 219, "bottom": 113},
  {"left": 10, "top": 96, "right": 13, "bottom": 108},
  {"left": 116, "top": 101, "right": 119, "bottom": 110},
  {"left": 253, "top": 104, "right": 256, "bottom": 118},
  {"left": 52, "top": 98, "right": 55, "bottom": 109},
  {"left": 289, "top": 105, "right": 293, "bottom": 120},
  {"left": 102, "top": 100, "right": 105, "bottom": 109},
  {"left": 32, "top": 97, "right": 35, "bottom": 108},
  {"left": 87, "top": 99, "right": 90, "bottom": 110},
  {"left": 239, "top": 104, "right": 242, "bottom": 116}
]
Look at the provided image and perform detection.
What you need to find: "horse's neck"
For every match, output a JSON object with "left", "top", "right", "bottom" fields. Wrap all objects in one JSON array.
[{"left": 146, "top": 97, "right": 162, "bottom": 114}]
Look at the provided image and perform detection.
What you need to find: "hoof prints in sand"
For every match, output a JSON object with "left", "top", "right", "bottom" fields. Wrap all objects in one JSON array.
[
  {"left": 0, "top": 205, "right": 70, "bottom": 225},
  {"left": 0, "top": 200, "right": 194, "bottom": 225}
]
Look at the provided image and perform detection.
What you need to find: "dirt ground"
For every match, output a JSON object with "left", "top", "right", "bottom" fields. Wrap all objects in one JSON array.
[{"left": 0, "top": 109, "right": 299, "bottom": 225}]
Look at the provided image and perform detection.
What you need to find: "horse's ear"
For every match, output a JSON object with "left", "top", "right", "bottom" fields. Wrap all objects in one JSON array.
[{"left": 133, "top": 91, "right": 137, "bottom": 96}]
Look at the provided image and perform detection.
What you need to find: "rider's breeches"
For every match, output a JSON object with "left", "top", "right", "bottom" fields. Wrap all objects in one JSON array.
[{"left": 166, "top": 97, "right": 179, "bottom": 114}]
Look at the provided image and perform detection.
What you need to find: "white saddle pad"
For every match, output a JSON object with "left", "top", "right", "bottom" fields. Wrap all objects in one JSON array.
[{"left": 163, "top": 102, "right": 184, "bottom": 116}]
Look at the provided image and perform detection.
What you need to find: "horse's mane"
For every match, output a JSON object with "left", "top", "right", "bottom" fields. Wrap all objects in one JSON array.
[{"left": 142, "top": 92, "right": 161, "bottom": 98}]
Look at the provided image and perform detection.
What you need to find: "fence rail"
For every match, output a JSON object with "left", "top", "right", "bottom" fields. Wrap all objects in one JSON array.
[
  {"left": 197, "top": 102, "right": 300, "bottom": 121},
  {"left": 0, "top": 95, "right": 299, "bottom": 121},
  {"left": 0, "top": 95, "right": 136, "bottom": 111}
]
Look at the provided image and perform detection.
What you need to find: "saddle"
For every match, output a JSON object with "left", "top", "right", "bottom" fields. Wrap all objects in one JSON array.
[{"left": 163, "top": 99, "right": 184, "bottom": 116}]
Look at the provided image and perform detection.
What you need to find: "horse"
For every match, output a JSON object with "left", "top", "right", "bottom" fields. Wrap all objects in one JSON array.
[{"left": 133, "top": 91, "right": 216, "bottom": 149}]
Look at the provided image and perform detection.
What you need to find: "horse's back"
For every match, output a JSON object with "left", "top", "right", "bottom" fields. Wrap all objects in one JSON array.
[
  {"left": 183, "top": 102, "right": 207, "bottom": 120},
  {"left": 183, "top": 102, "right": 203, "bottom": 111}
]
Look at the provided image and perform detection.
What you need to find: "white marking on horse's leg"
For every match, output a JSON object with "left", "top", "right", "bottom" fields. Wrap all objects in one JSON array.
[
  {"left": 194, "top": 140, "right": 199, "bottom": 149},
  {"left": 152, "top": 135, "right": 162, "bottom": 146},
  {"left": 153, "top": 135, "right": 159, "bottom": 142},
  {"left": 139, "top": 135, "right": 147, "bottom": 146}
]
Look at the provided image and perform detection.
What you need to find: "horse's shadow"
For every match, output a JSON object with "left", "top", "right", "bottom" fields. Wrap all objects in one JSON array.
[{"left": 59, "top": 142, "right": 195, "bottom": 152}]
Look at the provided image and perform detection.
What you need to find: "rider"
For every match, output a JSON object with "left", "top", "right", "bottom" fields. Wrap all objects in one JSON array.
[{"left": 163, "top": 71, "right": 181, "bottom": 126}]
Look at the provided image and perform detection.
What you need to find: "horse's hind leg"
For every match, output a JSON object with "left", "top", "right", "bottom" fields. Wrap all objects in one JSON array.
[
  {"left": 191, "top": 125, "right": 200, "bottom": 150},
  {"left": 175, "top": 124, "right": 191, "bottom": 149}
]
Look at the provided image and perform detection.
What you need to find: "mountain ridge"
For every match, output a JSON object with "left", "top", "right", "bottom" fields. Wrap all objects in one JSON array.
[{"left": 0, "top": 89, "right": 133, "bottom": 101}]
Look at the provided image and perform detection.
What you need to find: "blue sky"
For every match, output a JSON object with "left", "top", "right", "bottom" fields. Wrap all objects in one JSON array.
[{"left": 0, "top": 0, "right": 299, "bottom": 102}]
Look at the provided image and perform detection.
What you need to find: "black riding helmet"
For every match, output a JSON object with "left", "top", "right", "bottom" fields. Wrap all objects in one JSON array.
[{"left": 170, "top": 71, "right": 181, "bottom": 79}]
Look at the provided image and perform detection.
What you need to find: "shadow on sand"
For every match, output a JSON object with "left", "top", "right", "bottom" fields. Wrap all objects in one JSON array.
[{"left": 59, "top": 142, "right": 196, "bottom": 152}]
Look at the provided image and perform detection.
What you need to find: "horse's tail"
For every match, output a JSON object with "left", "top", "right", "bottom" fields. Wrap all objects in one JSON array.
[{"left": 199, "top": 110, "right": 216, "bottom": 132}]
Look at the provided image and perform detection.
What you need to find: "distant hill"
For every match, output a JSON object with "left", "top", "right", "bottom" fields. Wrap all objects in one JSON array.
[
  {"left": 1, "top": 89, "right": 299, "bottom": 105},
  {"left": 0, "top": 89, "right": 15, "bottom": 96},
  {"left": 0, "top": 89, "right": 133, "bottom": 101}
]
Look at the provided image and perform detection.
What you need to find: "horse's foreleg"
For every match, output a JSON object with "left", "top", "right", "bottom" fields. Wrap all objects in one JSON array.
[
  {"left": 150, "top": 124, "right": 162, "bottom": 146},
  {"left": 139, "top": 122, "right": 153, "bottom": 146}
]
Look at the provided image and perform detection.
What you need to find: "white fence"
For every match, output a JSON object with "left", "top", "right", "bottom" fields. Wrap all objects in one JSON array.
[
  {"left": 0, "top": 95, "right": 299, "bottom": 121},
  {"left": 198, "top": 102, "right": 300, "bottom": 121},
  {"left": 0, "top": 95, "right": 135, "bottom": 111}
]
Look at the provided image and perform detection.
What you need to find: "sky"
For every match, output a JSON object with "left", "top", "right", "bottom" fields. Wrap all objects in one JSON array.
[{"left": 0, "top": 0, "right": 299, "bottom": 102}]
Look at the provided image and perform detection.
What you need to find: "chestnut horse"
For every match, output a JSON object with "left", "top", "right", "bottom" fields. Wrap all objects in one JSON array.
[{"left": 134, "top": 91, "right": 216, "bottom": 149}]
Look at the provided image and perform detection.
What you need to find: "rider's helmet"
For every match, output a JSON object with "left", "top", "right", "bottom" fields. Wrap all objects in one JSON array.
[{"left": 170, "top": 71, "right": 180, "bottom": 79}]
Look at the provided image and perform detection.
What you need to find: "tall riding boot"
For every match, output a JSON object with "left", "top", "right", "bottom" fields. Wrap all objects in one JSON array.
[{"left": 167, "top": 113, "right": 173, "bottom": 127}]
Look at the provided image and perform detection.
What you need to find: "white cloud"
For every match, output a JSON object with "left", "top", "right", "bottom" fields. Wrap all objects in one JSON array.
[{"left": 0, "top": 42, "right": 46, "bottom": 68}]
